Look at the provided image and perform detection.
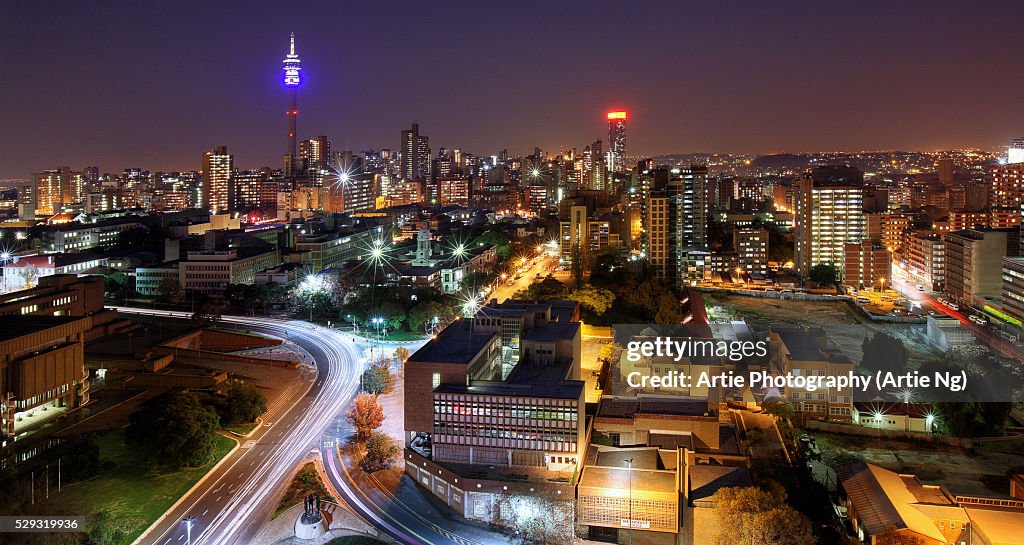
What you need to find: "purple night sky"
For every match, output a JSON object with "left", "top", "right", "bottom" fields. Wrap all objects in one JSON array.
[{"left": 1, "top": 0, "right": 1023, "bottom": 177}]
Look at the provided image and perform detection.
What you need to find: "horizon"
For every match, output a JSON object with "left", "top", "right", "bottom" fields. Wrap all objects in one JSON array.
[{"left": 2, "top": 1, "right": 1023, "bottom": 178}]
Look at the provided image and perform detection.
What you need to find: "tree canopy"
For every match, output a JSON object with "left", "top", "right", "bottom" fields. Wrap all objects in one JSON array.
[
  {"left": 126, "top": 392, "right": 220, "bottom": 468},
  {"left": 711, "top": 485, "right": 814, "bottom": 545}
]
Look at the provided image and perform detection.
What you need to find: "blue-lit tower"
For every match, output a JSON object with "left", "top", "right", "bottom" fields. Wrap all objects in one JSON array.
[{"left": 282, "top": 32, "right": 302, "bottom": 173}]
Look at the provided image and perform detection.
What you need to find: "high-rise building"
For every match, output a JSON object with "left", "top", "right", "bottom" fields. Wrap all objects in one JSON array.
[
  {"left": 1008, "top": 136, "right": 1024, "bottom": 164},
  {"left": 793, "top": 166, "right": 866, "bottom": 278},
  {"left": 282, "top": 33, "right": 302, "bottom": 176},
  {"left": 401, "top": 123, "right": 430, "bottom": 182},
  {"left": 607, "top": 111, "right": 627, "bottom": 174},
  {"left": 32, "top": 167, "right": 75, "bottom": 216},
  {"left": 201, "top": 146, "right": 233, "bottom": 213},
  {"left": 299, "top": 135, "right": 331, "bottom": 172},
  {"left": 988, "top": 162, "right": 1024, "bottom": 229},
  {"left": 645, "top": 166, "right": 708, "bottom": 286}
]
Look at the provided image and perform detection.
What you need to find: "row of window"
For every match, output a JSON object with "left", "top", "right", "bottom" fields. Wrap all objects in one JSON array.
[
  {"left": 434, "top": 400, "right": 578, "bottom": 421},
  {"left": 433, "top": 422, "right": 578, "bottom": 447}
]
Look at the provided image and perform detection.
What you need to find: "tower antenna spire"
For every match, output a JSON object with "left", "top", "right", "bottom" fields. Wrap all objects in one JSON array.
[{"left": 290, "top": 32, "right": 295, "bottom": 56}]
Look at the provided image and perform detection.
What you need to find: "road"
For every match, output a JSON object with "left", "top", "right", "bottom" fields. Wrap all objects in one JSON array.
[
  {"left": 888, "top": 276, "right": 1024, "bottom": 361},
  {"left": 116, "top": 308, "right": 366, "bottom": 545},
  {"left": 118, "top": 308, "right": 508, "bottom": 545},
  {"left": 490, "top": 252, "right": 558, "bottom": 303}
]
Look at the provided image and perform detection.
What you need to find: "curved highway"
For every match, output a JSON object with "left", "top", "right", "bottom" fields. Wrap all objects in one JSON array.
[
  {"left": 117, "top": 308, "right": 509, "bottom": 545},
  {"left": 115, "top": 308, "right": 365, "bottom": 545}
]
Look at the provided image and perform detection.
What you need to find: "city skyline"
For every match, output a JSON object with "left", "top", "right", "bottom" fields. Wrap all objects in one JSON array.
[{"left": 3, "top": 1, "right": 1024, "bottom": 178}]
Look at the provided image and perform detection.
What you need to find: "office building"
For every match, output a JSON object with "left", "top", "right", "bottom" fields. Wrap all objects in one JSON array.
[
  {"left": 201, "top": 146, "right": 233, "bottom": 213},
  {"left": 404, "top": 300, "right": 584, "bottom": 523},
  {"left": 1, "top": 316, "right": 92, "bottom": 440},
  {"left": 178, "top": 248, "right": 281, "bottom": 297}
]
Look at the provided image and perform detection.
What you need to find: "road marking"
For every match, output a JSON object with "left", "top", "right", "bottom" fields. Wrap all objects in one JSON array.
[
  {"left": 202, "top": 509, "right": 208, "bottom": 516},
  {"left": 216, "top": 496, "right": 222, "bottom": 502}
]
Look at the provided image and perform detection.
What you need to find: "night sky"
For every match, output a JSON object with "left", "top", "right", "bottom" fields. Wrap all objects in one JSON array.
[{"left": 2, "top": 1, "right": 1023, "bottom": 178}]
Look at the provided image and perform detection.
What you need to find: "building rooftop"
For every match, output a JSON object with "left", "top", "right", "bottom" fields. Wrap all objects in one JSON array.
[
  {"left": 838, "top": 463, "right": 948, "bottom": 543},
  {"left": 688, "top": 465, "right": 754, "bottom": 503},
  {"left": 597, "top": 396, "right": 716, "bottom": 419},
  {"left": 407, "top": 318, "right": 496, "bottom": 366},
  {"left": 0, "top": 315, "right": 87, "bottom": 342},
  {"left": 772, "top": 326, "right": 851, "bottom": 364}
]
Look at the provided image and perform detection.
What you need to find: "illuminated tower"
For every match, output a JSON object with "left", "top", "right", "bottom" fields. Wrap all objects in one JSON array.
[
  {"left": 607, "top": 110, "right": 627, "bottom": 174},
  {"left": 282, "top": 33, "right": 302, "bottom": 176}
]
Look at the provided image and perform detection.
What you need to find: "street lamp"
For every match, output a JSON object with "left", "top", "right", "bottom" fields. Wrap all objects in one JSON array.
[
  {"left": 625, "top": 458, "right": 634, "bottom": 545},
  {"left": 183, "top": 516, "right": 195, "bottom": 545}
]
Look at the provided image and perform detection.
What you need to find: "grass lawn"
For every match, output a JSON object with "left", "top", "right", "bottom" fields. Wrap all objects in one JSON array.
[
  {"left": 56, "top": 429, "right": 236, "bottom": 544},
  {"left": 224, "top": 421, "right": 260, "bottom": 435}
]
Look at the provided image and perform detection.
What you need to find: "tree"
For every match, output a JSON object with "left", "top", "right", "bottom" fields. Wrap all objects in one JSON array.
[
  {"left": 191, "top": 293, "right": 223, "bottom": 324},
  {"left": 408, "top": 301, "right": 447, "bottom": 332},
  {"left": 569, "top": 244, "right": 584, "bottom": 283},
  {"left": 596, "top": 342, "right": 624, "bottom": 366},
  {"left": 363, "top": 431, "right": 400, "bottom": 471},
  {"left": 493, "top": 491, "right": 574, "bottom": 545},
  {"left": 224, "top": 380, "right": 267, "bottom": 425},
  {"left": 568, "top": 284, "right": 615, "bottom": 315},
  {"left": 361, "top": 363, "right": 392, "bottom": 395},
  {"left": 104, "top": 272, "right": 129, "bottom": 297},
  {"left": 393, "top": 347, "right": 411, "bottom": 371},
  {"left": 809, "top": 263, "right": 839, "bottom": 285},
  {"left": 156, "top": 276, "right": 181, "bottom": 302},
  {"left": 654, "top": 292, "right": 685, "bottom": 324},
  {"left": 347, "top": 392, "right": 385, "bottom": 442},
  {"left": 711, "top": 485, "right": 814, "bottom": 545},
  {"left": 125, "top": 392, "right": 220, "bottom": 468},
  {"left": 860, "top": 332, "right": 910, "bottom": 375},
  {"left": 760, "top": 396, "right": 795, "bottom": 421}
]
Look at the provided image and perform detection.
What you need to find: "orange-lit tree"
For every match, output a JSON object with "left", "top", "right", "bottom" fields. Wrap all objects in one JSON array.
[{"left": 347, "top": 392, "right": 385, "bottom": 442}]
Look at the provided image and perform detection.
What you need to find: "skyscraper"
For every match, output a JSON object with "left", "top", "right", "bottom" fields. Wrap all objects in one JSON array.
[
  {"left": 201, "top": 146, "right": 233, "bottom": 213},
  {"left": 282, "top": 33, "right": 302, "bottom": 176},
  {"left": 401, "top": 123, "right": 430, "bottom": 182},
  {"left": 607, "top": 111, "right": 627, "bottom": 174},
  {"left": 32, "top": 167, "right": 74, "bottom": 215}
]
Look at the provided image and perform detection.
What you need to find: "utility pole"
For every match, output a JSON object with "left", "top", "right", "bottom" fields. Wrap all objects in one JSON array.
[{"left": 625, "top": 458, "right": 633, "bottom": 545}]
